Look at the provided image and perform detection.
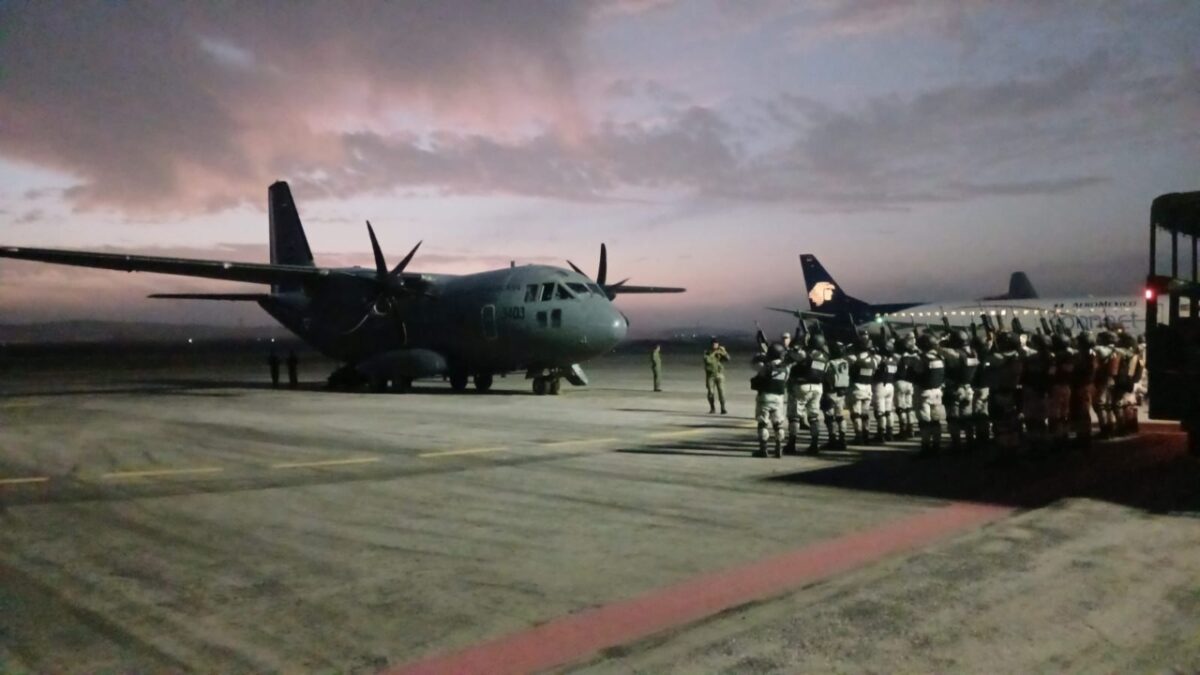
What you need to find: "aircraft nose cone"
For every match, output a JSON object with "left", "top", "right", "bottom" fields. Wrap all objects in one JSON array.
[{"left": 598, "top": 304, "right": 627, "bottom": 350}]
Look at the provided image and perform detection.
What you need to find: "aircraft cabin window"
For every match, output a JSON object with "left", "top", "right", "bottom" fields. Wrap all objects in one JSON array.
[
  {"left": 524, "top": 284, "right": 539, "bottom": 303},
  {"left": 551, "top": 308, "right": 562, "bottom": 328},
  {"left": 555, "top": 284, "right": 574, "bottom": 300},
  {"left": 536, "top": 311, "right": 548, "bottom": 328},
  {"left": 541, "top": 282, "right": 555, "bottom": 302},
  {"left": 567, "top": 282, "right": 590, "bottom": 296}
]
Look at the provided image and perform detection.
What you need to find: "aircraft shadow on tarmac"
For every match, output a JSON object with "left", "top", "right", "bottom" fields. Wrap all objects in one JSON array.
[
  {"left": 0, "top": 379, "right": 534, "bottom": 398},
  {"left": 764, "top": 434, "right": 1200, "bottom": 516}
]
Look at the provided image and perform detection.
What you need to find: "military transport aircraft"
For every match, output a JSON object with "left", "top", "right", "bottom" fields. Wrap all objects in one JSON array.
[{"left": 0, "top": 182, "right": 684, "bottom": 395}]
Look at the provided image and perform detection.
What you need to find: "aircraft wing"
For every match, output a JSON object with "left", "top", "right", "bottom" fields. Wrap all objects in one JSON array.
[
  {"left": 0, "top": 245, "right": 334, "bottom": 286},
  {"left": 148, "top": 293, "right": 271, "bottom": 301},
  {"left": 606, "top": 284, "right": 686, "bottom": 295}
]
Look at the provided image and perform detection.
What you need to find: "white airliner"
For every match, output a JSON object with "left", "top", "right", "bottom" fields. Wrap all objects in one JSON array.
[
  {"left": 881, "top": 295, "right": 1145, "bottom": 334},
  {"left": 790, "top": 254, "right": 1145, "bottom": 335}
]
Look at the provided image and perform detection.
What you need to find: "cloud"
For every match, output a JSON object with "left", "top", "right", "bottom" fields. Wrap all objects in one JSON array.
[
  {"left": 13, "top": 209, "right": 44, "bottom": 225},
  {"left": 0, "top": 1, "right": 602, "bottom": 213}
]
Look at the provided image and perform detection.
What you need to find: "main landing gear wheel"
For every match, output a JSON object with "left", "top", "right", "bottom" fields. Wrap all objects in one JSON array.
[
  {"left": 532, "top": 376, "right": 562, "bottom": 396},
  {"left": 474, "top": 373, "right": 494, "bottom": 392},
  {"left": 449, "top": 372, "right": 469, "bottom": 391},
  {"left": 390, "top": 377, "right": 413, "bottom": 393}
]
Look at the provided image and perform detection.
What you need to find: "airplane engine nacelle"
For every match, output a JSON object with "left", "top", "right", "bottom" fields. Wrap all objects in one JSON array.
[{"left": 356, "top": 348, "right": 448, "bottom": 381}]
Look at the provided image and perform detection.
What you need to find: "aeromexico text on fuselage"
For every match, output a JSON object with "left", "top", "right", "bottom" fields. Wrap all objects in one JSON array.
[{"left": 880, "top": 296, "right": 1144, "bottom": 332}]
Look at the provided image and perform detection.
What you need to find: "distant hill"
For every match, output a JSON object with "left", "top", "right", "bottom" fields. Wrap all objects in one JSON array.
[{"left": 0, "top": 321, "right": 290, "bottom": 344}]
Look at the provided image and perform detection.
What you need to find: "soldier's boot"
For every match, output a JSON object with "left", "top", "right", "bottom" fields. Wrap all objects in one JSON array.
[
  {"left": 932, "top": 422, "right": 944, "bottom": 454},
  {"left": 754, "top": 438, "right": 768, "bottom": 458},
  {"left": 806, "top": 417, "right": 821, "bottom": 454},
  {"left": 720, "top": 398, "right": 728, "bottom": 415},
  {"left": 836, "top": 424, "right": 848, "bottom": 450},
  {"left": 773, "top": 430, "right": 783, "bottom": 458},
  {"left": 822, "top": 420, "right": 838, "bottom": 450},
  {"left": 708, "top": 395, "right": 716, "bottom": 414},
  {"left": 915, "top": 423, "right": 931, "bottom": 456},
  {"left": 883, "top": 419, "right": 895, "bottom": 443},
  {"left": 1129, "top": 412, "right": 1139, "bottom": 434},
  {"left": 783, "top": 435, "right": 798, "bottom": 456},
  {"left": 873, "top": 415, "right": 886, "bottom": 444}
]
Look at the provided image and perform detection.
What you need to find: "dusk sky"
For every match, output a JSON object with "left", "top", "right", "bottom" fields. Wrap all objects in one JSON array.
[{"left": 1, "top": 1, "right": 1197, "bottom": 335}]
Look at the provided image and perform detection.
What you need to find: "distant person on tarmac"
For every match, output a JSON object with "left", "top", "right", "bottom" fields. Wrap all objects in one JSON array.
[
  {"left": 703, "top": 338, "right": 730, "bottom": 414},
  {"left": 287, "top": 351, "right": 299, "bottom": 388},
  {"left": 268, "top": 350, "right": 281, "bottom": 388},
  {"left": 651, "top": 344, "right": 663, "bottom": 392}
]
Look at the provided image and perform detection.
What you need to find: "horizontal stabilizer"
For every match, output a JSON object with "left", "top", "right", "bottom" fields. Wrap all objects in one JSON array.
[
  {"left": 767, "top": 306, "right": 836, "bottom": 319},
  {"left": 148, "top": 293, "right": 270, "bottom": 301}
]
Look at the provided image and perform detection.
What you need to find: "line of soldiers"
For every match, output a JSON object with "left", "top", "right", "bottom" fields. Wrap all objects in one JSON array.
[{"left": 749, "top": 315, "right": 1145, "bottom": 459}]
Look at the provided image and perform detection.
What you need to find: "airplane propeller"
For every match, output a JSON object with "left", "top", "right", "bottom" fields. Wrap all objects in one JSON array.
[
  {"left": 567, "top": 243, "right": 633, "bottom": 300},
  {"left": 365, "top": 220, "right": 422, "bottom": 316}
]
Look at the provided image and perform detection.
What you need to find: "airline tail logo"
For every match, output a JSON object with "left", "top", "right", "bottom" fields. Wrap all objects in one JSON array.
[{"left": 809, "top": 281, "right": 836, "bottom": 306}]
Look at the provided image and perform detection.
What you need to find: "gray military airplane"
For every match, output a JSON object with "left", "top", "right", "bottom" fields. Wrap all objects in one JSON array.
[{"left": 0, "top": 182, "right": 684, "bottom": 395}]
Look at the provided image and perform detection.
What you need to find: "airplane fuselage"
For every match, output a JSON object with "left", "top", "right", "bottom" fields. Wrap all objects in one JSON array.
[
  {"left": 261, "top": 264, "right": 628, "bottom": 374},
  {"left": 881, "top": 295, "right": 1144, "bottom": 334}
]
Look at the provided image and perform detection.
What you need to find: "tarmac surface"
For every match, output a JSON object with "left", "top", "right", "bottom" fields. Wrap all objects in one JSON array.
[{"left": 1, "top": 347, "right": 1197, "bottom": 673}]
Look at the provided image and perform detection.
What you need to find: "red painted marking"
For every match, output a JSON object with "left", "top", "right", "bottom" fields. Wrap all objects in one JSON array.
[{"left": 389, "top": 501, "right": 1013, "bottom": 675}]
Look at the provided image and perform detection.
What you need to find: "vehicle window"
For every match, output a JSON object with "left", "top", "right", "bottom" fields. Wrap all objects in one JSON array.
[
  {"left": 556, "top": 284, "right": 574, "bottom": 300},
  {"left": 541, "top": 282, "right": 555, "bottom": 302},
  {"left": 524, "top": 284, "right": 539, "bottom": 303},
  {"left": 587, "top": 283, "right": 603, "bottom": 296},
  {"left": 567, "top": 282, "right": 590, "bottom": 295},
  {"left": 551, "top": 308, "right": 562, "bottom": 328},
  {"left": 536, "top": 311, "right": 547, "bottom": 328}
]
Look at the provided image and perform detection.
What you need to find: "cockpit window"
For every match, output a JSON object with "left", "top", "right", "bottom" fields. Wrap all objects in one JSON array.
[
  {"left": 524, "top": 284, "right": 539, "bottom": 303},
  {"left": 540, "top": 282, "right": 555, "bottom": 302},
  {"left": 567, "top": 282, "right": 590, "bottom": 296},
  {"left": 555, "top": 284, "right": 575, "bottom": 300},
  {"left": 587, "top": 283, "right": 603, "bottom": 296}
]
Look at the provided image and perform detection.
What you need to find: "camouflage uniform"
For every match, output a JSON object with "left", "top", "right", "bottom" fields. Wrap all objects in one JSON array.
[
  {"left": 752, "top": 346, "right": 790, "bottom": 458},
  {"left": 703, "top": 344, "right": 730, "bottom": 414}
]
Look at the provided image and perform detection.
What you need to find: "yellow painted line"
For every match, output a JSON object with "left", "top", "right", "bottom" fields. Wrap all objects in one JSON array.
[
  {"left": 648, "top": 429, "right": 708, "bottom": 439},
  {"left": 101, "top": 467, "right": 223, "bottom": 480},
  {"left": 419, "top": 446, "right": 509, "bottom": 459},
  {"left": 0, "top": 476, "right": 50, "bottom": 486},
  {"left": 540, "top": 437, "right": 620, "bottom": 448},
  {"left": 271, "top": 457, "right": 381, "bottom": 470}
]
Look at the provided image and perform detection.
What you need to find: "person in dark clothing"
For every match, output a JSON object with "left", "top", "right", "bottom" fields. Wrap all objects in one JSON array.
[
  {"left": 268, "top": 350, "right": 281, "bottom": 388},
  {"left": 286, "top": 351, "right": 299, "bottom": 388}
]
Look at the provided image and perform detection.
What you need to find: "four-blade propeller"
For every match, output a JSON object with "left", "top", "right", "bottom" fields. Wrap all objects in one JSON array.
[
  {"left": 569, "top": 243, "right": 685, "bottom": 299},
  {"left": 365, "top": 220, "right": 422, "bottom": 316}
]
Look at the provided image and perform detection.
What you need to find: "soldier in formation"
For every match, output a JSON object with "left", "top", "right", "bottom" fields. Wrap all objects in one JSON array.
[
  {"left": 751, "top": 342, "right": 790, "bottom": 458},
  {"left": 741, "top": 314, "right": 1143, "bottom": 459}
]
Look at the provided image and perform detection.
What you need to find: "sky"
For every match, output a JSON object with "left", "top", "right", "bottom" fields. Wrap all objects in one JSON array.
[{"left": 0, "top": 0, "right": 1197, "bottom": 336}]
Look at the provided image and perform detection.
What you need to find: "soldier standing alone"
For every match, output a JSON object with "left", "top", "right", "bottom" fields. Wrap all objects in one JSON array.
[
  {"left": 703, "top": 338, "right": 730, "bottom": 414},
  {"left": 268, "top": 349, "right": 281, "bottom": 388},
  {"left": 286, "top": 350, "right": 299, "bottom": 388},
  {"left": 650, "top": 344, "right": 663, "bottom": 392}
]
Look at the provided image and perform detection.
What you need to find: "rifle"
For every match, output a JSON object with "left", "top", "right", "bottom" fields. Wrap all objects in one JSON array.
[
  {"left": 941, "top": 315, "right": 952, "bottom": 332},
  {"left": 754, "top": 321, "right": 768, "bottom": 353},
  {"left": 1011, "top": 317, "right": 1025, "bottom": 335},
  {"left": 1039, "top": 316, "right": 1054, "bottom": 335},
  {"left": 846, "top": 314, "right": 860, "bottom": 340},
  {"left": 980, "top": 313, "right": 996, "bottom": 337},
  {"left": 795, "top": 317, "right": 808, "bottom": 346}
]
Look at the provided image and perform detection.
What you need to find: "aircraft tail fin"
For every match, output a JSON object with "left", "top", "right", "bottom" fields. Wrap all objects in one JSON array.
[
  {"left": 268, "top": 181, "right": 314, "bottom": 293},
  {"left": 1007, "top": 271, "right": 1037, "bottom": 299},
  {"left": 798, "top": 254, "right": 868, "bottom": 313}
]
